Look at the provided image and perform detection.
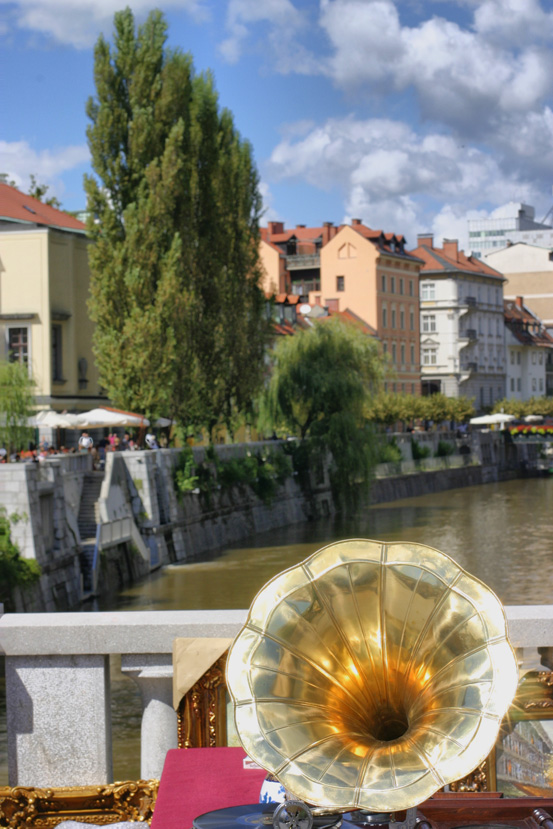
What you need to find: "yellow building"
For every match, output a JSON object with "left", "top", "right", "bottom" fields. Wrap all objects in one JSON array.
[{"left": 0, "top": 182, "right": 105, "bottom": 411}]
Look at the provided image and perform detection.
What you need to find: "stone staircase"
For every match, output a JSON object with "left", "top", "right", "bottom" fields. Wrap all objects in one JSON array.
[{"left": 78, "top": 471, "right": 104, "bottom": 594}]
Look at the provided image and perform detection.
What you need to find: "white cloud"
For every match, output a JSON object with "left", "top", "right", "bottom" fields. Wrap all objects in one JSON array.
[
  {"left": 5, "top": 0, "right": 205, "bottom": 49},
  {"left": 318, "top": 0, "right": 553, "bottom": 139},
  {"left": 0, "top": 140, "right": 89, "bottom": 198},
  {"left": 219, "top": 0, "right": 320, "bottom": 72},
  {"left": 266, "top": 115, "right": 542, "bottom": 248}
]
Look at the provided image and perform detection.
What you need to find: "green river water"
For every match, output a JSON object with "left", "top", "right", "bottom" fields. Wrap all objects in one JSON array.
[{"left": 2, "top": 476, "right": 552, "bottom": 784}]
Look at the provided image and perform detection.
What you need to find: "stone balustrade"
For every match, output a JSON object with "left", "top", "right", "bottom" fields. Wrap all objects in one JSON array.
[{"left": 1, "top": 607, "right": 553, "bottom": 789}]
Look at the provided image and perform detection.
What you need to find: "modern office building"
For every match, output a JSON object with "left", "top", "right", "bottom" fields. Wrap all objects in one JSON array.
[{"left": 468, "top": 202, "right": 553, "bottom": 258}]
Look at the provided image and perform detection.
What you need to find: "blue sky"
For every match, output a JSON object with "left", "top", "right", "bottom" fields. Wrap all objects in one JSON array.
[{"left": 2, "top": 0, "right": 553, "bottom": 251}]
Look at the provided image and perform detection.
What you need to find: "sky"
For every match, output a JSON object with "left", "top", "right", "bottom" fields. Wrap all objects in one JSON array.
[{"left": 2, "top": 0, "right": 553, "bottom": 252}]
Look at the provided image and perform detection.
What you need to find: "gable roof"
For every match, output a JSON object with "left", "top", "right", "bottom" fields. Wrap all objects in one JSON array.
[
  {"left": 0, "top": 182, "right": 86, "bottom": 233},
  {"left": 411, "top": 240, "right": 504, "bottom": 280},
  {"left": 504, "top": 298, "right": 553, "bottom": 348}
]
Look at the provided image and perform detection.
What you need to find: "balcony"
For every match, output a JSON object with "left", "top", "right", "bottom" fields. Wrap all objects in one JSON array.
[
  {"left": 286, "top": 253, "right": 320, "bottom": 271},
  {"left": 466, "top": 361, "right": 478, "bottom": 371},
  {"left": 290, "top": 279, "right": 320, "bottom": 296},
  {"left": 463, "top": 296, "right": 477, "bottom": 307}
]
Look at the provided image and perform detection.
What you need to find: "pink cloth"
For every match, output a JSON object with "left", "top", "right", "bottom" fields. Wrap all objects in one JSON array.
[{"left": 151, "top": 748, "right": 267, "bottom": 829}]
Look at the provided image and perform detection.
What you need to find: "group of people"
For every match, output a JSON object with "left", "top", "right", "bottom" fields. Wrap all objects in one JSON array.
[{"left": 0, "top": 431, "right": 163, "bottom": 465}]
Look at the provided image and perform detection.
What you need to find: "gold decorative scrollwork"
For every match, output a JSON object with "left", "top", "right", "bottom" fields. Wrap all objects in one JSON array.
[
  {"left": 448, "top": 758, "right": 493, "bottom": 793},
  {"left": 0, "top": 779, "right": 159, "bottom": 827},
  {"left": 177, "top": 652, "right": 228, "bottom": 749}
]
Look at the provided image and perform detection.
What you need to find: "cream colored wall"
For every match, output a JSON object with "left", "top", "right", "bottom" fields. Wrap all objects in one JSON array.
[
  {"left": 48, "top": 231, "right": 99, "bottom": 400},
  {"left": 485, "top": 245, "right": 553, "bottom": 273},
  {"left": 259, "top": 240, "right": 281, "bottom": 295},
  {"left": 0, "top": 229, "right": 50, "bottom": 395},
  {"left": 503, "top": 272, "right": 553, "bottom": 327},
  {"left": 319, "top": 226, "right": 379, "bottom": 326}
]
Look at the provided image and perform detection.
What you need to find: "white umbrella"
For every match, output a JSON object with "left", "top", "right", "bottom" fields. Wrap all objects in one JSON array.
[
  {"left": 524, "top": 414, "right": 544, "bottom": 423},
  {"left": 469, "top": 412, "right": 516, "bottom": 426},
  {"left": 33, "top": 410, "right": 81, "bottom": 428},
  {"left": 74, "top": 408, "right": 150, "bottom": 428}
]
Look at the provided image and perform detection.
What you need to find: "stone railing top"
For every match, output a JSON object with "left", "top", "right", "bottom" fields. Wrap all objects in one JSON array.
[
  {"left": 1, "top": 606, "right": 553, "bottom": 657},
  {"left": 0, "top": 609, "right": 247, "bottom": 656}
]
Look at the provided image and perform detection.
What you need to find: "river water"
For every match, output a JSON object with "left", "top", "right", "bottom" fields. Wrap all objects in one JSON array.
[{"left": 2, "top": 476, "right": 552, "bottom": 784}]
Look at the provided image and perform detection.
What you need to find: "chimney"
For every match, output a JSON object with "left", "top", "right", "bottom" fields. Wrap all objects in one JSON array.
[
  {"left": 417, "top": 233, "right": 434, "bottom": 248},
  {"left": 516, "top": 296, "right": 524, "bottom": 309},
  {"left": 351, "top": 218, "right": 362, "bottom": 226},
  {"left": 322, "top": 221, "right": 334, "bottom": 245},
  {"left": 442, "top": 238, "right": 459, "bottom": 260},
  {"left": 296, "top": 224, "right": 306, "bottom": 228},
  {"left": 267, "top": 221, "right": 284, "bottom": 237},
  {"left": 0, "top": 173, "right": 8, "bottom": 184}
]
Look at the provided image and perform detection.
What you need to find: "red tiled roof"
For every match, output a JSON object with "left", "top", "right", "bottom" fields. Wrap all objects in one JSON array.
[
  {"left": 504, "top": 299, "right": 553, "bottom": 347},
  {"left": 325, "top": 307, "right": 378, "bottom": 337},
  {"left": 410, "top": 241, "right": 503, "bottom": 278},
  {"left": 0, "top": 182, "right": 86, "bottom": 232}
]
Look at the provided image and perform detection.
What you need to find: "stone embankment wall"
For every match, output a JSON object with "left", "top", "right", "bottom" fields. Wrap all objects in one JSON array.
[{"left": 1, "top": 431, "right": 536, "bottom": 611}]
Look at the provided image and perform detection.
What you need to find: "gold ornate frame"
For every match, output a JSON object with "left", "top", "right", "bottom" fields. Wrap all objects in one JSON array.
[
  {"left": 177, "top": 652, "right": 229, "bottom": 749},
  {"left": 0, "top": 779, "right": 159, "bottom": 827}
]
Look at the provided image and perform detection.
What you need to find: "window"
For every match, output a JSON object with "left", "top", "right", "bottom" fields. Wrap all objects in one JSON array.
[
  {"left": 382, "top": 342, "right": 388, "bottom": 354},
  {"left": 52, "top": 324, "right": 63, "bottom": 381},
  {"left": 390, "top": 276, "right": 395, "bottom": 293},
  {"left": 540, "top": 378, "right": 544, "bottom": 391},
  {"left": 422, "top": 347, "right": 437, "bottom": 365},
  {"left": 409, "top": 281, "right": 413, "bottom": 297},
  {"left": 8, "top": 327, "right": 29, "bottom": 364},
  {"left": 399, "top": 278, "right": 404, "bottom": 295},
  {"left": 422, "top": 314, "right": 436, "bottom": 333},
  {"left": 517, "top": 378, "right": 521, "bottom": 391},
  {"left": 532, "top": 377, "right": 537, "bottom": 392},
  {"left": 510, "top": 352, "right": 515, "bottom": 365},
  {"left": 532, "top": 352, "right": 537, "bottom": 364},
  {"left": 510, "top": 378, "right": 515, "bottom": 391},
  {"left": 410, "top": 344, "right": 415, "bottom": 364},
  {"left": 517, "top": 352, "right": 521, "bottom": 365},
  {"left": 400, "top": 344, "right": 405, "bottom": 365},
  {"left": 411, "top": 383, "right": 415, "bottom": 394},
  {"left": 400, "top": 309, "right": 405, "bottom": 329},
  {"left": 410, "top": 309, "right": 414, "bottom": 330},
  {"left": 382, "top": 307, "right": 387, "bottom": 328},
  {"left": 381, "top": 274, "right": 386, "bottom": 292},
  {"left": 539, "top": 353, "right": 543, "bottom": 365},
  {"left": 336, "top": 275, "right": 345, "bottom": 292},
  {"left": 392, "top": 343, "right": 397, "bottom": 364},
  {"left": 391, "top": 308, "right": 396, "bottom": 329},
  {"left": 421, "top": 283, "right": 435, "bottom": 301}
]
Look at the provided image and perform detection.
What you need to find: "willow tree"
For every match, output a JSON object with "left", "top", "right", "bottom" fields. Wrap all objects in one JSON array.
[
  {"left": 85, "top": 9, "right": 269, "bottom": 430},
  {"left": 0, "top": 361, "right": 35, "bottom": 455},
  {"left": 265, "top": 319, "right": 385, "bottom": 510}
]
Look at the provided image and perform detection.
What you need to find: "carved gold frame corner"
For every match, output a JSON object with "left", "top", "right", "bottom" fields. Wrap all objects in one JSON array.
[{"left": 0, "top": 778, "right": 159, "bottom": 827}]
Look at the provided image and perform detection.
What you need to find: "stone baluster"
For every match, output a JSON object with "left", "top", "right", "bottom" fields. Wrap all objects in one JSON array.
[{"left": 121, "top": 653, "right": 177, "bottom": 780}]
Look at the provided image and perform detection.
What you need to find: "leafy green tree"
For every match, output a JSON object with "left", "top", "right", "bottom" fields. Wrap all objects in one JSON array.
[
  {"left": 0, "top": 509, "right": 41, "bottom": 611},
  {"left": 27, "top": 174, "right": 62, "bottom": 209},
  {"left": 85, "top": 8, "right": 269, "bottom": 431},
  {"left": 0, "top": 361, "right": 35, "bottom": 454},
  {"left": 264, "top": 319, "right": 385, "bottom": 510}
]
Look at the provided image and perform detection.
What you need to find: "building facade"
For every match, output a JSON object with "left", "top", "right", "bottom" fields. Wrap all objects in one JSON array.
[
  {"left": 410, "top": 235, "right": 506, "bottom": 408},
  {"left": 485, "top": 242, "right": 553, "bottom": 335},
  {"left": 0, "top": 182, "right": 105, "bottom": 411},
  {"left": 260, "top": 219, "right": 423, "bottom": 395},
  {"left": 469, "top": 202, "right": 553, "bottom": 258},
  {"left": 504, "top": 297, "right": 553, "bottom": 399}
]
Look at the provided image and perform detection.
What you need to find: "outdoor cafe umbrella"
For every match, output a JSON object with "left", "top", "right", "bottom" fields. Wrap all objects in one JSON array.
[
  {"left": 469, "top": 412, "right": 516, "bottom": 427},
  {"left": 32, "top": 410, "right": 82, "bottom": 428},
  {"left": 74, "top": 407, "right": 150, "bottom": 429}
]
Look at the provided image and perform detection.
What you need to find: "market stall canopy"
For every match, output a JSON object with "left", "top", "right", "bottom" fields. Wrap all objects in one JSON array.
[
  {"left": 469, "top": 412, "right": 516, "bottom": 426},
  {"left": 524, "top": 414, "right": 544, "bottom": 423}
]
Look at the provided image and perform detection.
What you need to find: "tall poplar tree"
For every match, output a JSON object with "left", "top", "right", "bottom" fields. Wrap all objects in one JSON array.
[{"left": 85, "top": 8, "right": 269, "bottom": 429}]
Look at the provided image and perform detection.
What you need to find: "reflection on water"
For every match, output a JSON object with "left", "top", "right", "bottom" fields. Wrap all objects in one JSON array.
[
  {"left": 2, "top": 477, "right": 552, "bottom": 785},
  {"left": 97, "top": 477, "right": 553, "bottom": 612}
]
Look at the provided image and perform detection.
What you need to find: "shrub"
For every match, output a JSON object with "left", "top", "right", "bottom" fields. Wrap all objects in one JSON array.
[
  {"left": 0, "top": 509, "right": 41, "bottom": 610},
  {"left": 411, "top": 439, "right": 431, "bottom": 460},
  {"left": 435, "top": 440, "right": 455, "bottom": 457},
  {"left": 377, "top": 438, "right": 403, "bottom": 464}
]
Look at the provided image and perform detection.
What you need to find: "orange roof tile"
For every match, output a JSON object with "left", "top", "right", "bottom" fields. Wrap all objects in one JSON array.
[
  {"left": 410, "top": 241, "right": 504, "bottom": 278},
  {"left": 0, "top": 182, "right": 86, "bottom": 232}
]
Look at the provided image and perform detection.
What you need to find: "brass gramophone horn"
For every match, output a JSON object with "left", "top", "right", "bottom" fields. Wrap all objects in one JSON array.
[{"left": 227, "top": 540, "right": 518, "bottom": 813}]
